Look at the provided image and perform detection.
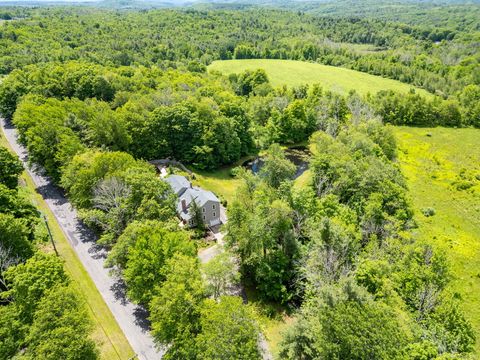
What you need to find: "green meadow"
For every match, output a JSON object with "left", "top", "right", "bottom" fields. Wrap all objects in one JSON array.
[
  {"left": 394, "top": 126, "right": 480, "bottom": 353},
  {"left": 208, "top": 59, "right": 433, "bottom": 98}
]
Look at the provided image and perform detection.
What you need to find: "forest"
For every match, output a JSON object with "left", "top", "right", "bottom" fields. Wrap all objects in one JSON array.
[{"left": 0, "top": 1, "right": 479, "bottom": 359}]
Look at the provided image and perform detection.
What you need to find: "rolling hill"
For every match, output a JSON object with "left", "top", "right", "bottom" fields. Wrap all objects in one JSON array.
[{"left": 208, "top": 59, "right": 433, "bottom": 97}]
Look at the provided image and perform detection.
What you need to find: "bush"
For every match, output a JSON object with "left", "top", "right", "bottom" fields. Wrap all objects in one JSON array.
[{"left": 421, "top": 207, "right": 436, "bottom": 217}]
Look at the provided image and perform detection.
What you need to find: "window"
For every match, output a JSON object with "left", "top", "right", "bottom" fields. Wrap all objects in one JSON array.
[
  {"left": 212, "top": 204, "right": 216, "bottom": 210},
  {"left": 203, "top": 215, "right": 206, "bottom": 221},
  {"left": 202, "top": 207, "right": 205, "bottom": 213},
  {"left": 213, "top": 212, "right": 216, "bottom": 217}
]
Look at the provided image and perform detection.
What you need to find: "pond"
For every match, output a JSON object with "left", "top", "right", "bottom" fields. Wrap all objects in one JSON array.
[{"left": 242, "top": 146, "right": 311, "bottom": 179}]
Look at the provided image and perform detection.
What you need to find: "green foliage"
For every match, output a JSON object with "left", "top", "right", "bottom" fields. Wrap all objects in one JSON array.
[
  {"left": 0, "top": 69, "right": 29, "bottom": 119},
  {"left": 60, "top": 150, "right": 139, "bottom": 208},
  {"left": 124, "top": 225, "right": 196, "bottom": 305},
  {"left": 255, "top": 250, "right": 294, "bottom": 304},
  {"left": 227, "top": 170, "right": 300, "bottom": 303},
  {"left": 459, "top": 85, "right": 480, "bottom": 128},
  {"left": 0, "top": 149, "right": 99, "bottom": 358},
  {"left": 0, "top": 148, "right": 39, "bottom": 262},
  {"left": 105, "top": 219, "right": 175, "bottom": 269},
  {"left": 202, "top": 251, "right": 240, "bottom": 299},
  {"left": 395, "top": 244, "right": 450, "bottom": 318},
  {"left": 196, "top": 296, "right": 262, "bottom": 360},
  {"left": 3, "top": 253, "right": 69, "bottom": 322},
  {"left": 0, "top": 5, "right": 477, "bottom": 358},
  {"left": 310, "top": 129, "right": 412, "bottom": 244},
  {"left": 259, "top": 144, "right": 296, "bottom": 188},
  {"left": 212, "top": 59, "right": 432, "bottom": 98},
  {"left": 0, "top": 6, "right": 477, "bottom": 99},
  {"left": 280, "top": 281, "right": 409, "bottom": 359},
  {"left": 7, "top": 63, "right": 254, "bottom": 170},
  {"left": 233, "top": 69, "right": 270, "bottom": 96},
  {"left": 371, "top": 90, "right": 465, "bottom": 127},
  {"left": 150, "top": 254, "right": 205, "bottom": 359},
  {"left": 0, "top": 304, "right": 27, "bottom": 360},
  {"left": 0, "top": 146, "right": 23, "bottom": 189},
  {"left": 0, "top": 184, "right": 38, "bottom": 227},
  {"left": 150, "top": 254, "right": 263, "bottom": 359},
  {"left": 142, "top": 99, "right": 246, "bottom": 169},
  {"left": 421, "top": 207, "right": 436, "bottom": 217},
  {"left": 301, "top": 218, "right": 360, "bottom": 295},
  {"left": 426, "top": 299, "right": 476, "bottom": 354},
  {"left": 22, "top": 285, "right": 99, "bottom": 360},
  {"left": 395, "top": 126, "right": 480, "bottom": 351},
  {"left": 0, "top": 213, "right": 34, "bottom": 260},
  {"left": 79, "top": 166, "right": 176, "bottom": 246}
]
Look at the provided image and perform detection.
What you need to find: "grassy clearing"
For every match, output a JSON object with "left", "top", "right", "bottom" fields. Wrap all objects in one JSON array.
[
  {"left": 293, "top": 169, "right": 312, "bottom": 190},
  {"left": 191, "top": 166, "right": 242, "bottom": 205},
  {"left": 394, "top": 126, "right": 480, "bottom": 353},
  {"left": 0, "top": 133, "right": 134, "bottom": 360},
  {"left": 244, "top": 286, "right": 293, "bottom": 359},
  {"left": 209, "top": 59, "right": 433, "bottom": 98}
]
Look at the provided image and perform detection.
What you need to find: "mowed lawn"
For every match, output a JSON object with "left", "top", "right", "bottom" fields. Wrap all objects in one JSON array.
[
  {"left": 394, "top": 126, "right": 480, "bottom": 352},
  {"left": 0, "top": 132, "right": 134, "bottom": 360},
  {"left": 209, "top": 59, "right": 433, "bottom": 98}
]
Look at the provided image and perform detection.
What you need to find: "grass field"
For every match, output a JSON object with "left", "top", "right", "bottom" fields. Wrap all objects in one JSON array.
[
  {"left": 191, "top": 167, "right": 242, "bottom": 205},
  {"left": 0, "top": 133, "right": 134, "bottom": 360},
  {"left": 394, "top": 126, "right": 480, "bottom": 353},
  {"left": 208, "top": 59, "right": 433, "bottom": 98}
]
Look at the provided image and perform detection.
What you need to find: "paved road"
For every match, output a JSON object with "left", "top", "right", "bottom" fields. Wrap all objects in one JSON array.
[{"left": 1, "top": 119, "right": 163, "bottom": 360}]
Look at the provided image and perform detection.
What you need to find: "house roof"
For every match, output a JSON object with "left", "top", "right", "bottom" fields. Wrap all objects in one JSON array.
[
  {"left": 164, "top": 175, "right": 191, "bottom": 196},
  {"left": 176, "top": 187, "right": 220, "bottom": 216},
  {"left": 194, "top": 188, "right": 220, "bottom": 205}
]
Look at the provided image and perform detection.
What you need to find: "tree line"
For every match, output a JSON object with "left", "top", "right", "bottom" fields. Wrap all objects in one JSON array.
[
  {"left": 0, "top": 146, "right": 99, "bottom": 359},
  {"left": 0, "top": 6, "right": 478, "bottom": 100},
  {"left": 226, "top": 123, "right": 476, "bottom": 359},
  {"left": 0, "top": 63, "right": 266, "bottom": 358},
  {"left": 0, "top": 4, "right": 478, "bottom": 357},
  {"left": 1, "top": 62, "right": 478, "bottom": 189}
]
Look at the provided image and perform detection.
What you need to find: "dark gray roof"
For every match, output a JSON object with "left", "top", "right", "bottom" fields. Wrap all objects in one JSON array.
[{"left": 164, "top": 175, "right": 191, "bottom": 196}]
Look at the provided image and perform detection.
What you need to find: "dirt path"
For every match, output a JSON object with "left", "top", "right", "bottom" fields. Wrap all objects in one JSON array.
[
  {"left": 1, "top": 119, "right": 163, "bottom": 360},
  {"left": 198, "top": 229, "right": 273, "bottom": 360}
]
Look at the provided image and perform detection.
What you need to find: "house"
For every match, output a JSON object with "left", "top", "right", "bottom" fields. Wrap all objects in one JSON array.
[{"left": 165, "top": 175, "right": 221, "bottom": 228}]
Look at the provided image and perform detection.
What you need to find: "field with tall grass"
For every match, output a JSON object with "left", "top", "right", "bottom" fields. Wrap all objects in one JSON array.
[{"left": 395, "top": 126, "right": 480, "bottom": 353}]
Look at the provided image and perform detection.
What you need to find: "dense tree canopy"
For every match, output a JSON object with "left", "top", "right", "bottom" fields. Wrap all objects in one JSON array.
[
  {"left": 0, "top": 147, "right": 23, "bottom": 189},
  {"left": 0, "top": 4, "right": 478, "bottom": 99},
  {"left": 0, "top": 147, "right": 99, "bottom": 359},
  {"left": 0, "top": 3, "right": 477, "bottom": 358},
  {"left": 196, "top": 296, "right": 261, "bottom": 360}
]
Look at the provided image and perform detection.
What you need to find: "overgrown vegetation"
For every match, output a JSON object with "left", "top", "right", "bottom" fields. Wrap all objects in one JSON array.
[
  {"left": 395, "top": 126, "right": 480, "bottom": 352},
  {"left": 227, "top": 122, "right": 475, "bottom": 358},
  {"left": 0, "top": 1, "right": 478, "bottom": 358},
  {"left": 0, "top": 145, "right": 99, "bottom": 359},
  {"left": 0, "top": 4, "right": 478, "bottom": 99}
]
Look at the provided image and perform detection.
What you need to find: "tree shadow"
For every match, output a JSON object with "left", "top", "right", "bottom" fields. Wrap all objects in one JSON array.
[
  {"left": 110, "top": 277, "right": 129, "bottom": 306},
  {"left": 133, "top": 306, "right": 152, "bottom": 333},
  {"left": 35, "top": 183, "right": 69, "bottom": 207}
]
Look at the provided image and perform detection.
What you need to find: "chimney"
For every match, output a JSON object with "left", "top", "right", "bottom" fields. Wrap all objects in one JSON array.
[{"left": 181, "top": 199, "right": 187, "bottom": 211}]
